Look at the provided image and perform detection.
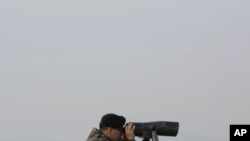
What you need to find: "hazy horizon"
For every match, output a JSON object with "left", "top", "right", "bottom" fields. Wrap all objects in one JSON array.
[{"left": 1, "top": 1, "right": 250, "bottom": 141}]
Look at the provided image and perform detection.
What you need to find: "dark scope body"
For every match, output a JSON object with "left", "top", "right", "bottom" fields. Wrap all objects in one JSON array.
[{"left": 132, "top": 121, "right": 179, "bottom": 138}]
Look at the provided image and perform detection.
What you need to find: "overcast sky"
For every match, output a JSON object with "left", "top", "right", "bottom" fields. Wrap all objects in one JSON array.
[{"left": 0, "top": 1, "right": 250, "bottom": 141}]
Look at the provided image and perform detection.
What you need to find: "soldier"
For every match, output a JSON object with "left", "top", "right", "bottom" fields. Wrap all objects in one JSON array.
[{"left": 86, "top": 113, "right": 135, "bottom": 141}]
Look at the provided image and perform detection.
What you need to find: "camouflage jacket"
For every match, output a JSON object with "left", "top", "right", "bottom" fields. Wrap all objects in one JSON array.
[{"left": 86, "top": 128, "right": 110, "bottom": 141}]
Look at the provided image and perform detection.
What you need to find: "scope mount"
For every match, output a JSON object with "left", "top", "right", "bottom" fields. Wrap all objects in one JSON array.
[{"left": 141, "top": 125, "right": 159, "bottom": 141}]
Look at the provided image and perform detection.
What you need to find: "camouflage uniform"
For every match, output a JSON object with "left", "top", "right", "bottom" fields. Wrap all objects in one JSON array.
[{"left": 86, "top": 128, "right": 110, "bottom": 141}]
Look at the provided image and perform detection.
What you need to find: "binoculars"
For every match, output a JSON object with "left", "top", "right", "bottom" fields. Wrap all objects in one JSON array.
[{"left": 128, "top": 121, "right": 179, "bottom": 138}]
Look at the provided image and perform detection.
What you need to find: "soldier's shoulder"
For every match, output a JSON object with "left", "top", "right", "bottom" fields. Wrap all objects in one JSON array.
[{"left": 86, "top": 128, "right": 109, "bottom": 141}]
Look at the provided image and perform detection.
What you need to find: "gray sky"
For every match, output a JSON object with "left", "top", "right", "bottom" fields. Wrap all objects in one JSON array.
[{"left": 1, "top": 1, "right": 250, "bottom": 141}]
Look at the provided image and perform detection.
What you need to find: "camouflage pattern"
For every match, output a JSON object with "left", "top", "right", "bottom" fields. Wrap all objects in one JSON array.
[{"left": 86, "top": 128, "right": 110, "bottom": 141}]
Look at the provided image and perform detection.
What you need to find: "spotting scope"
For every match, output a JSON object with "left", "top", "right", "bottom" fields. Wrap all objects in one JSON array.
[{"left": 131, "top": 121, "right": 179, "bottom": 138}]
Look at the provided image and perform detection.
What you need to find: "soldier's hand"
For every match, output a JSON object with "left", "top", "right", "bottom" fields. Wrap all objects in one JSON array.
[{"left": 124, "top": 123, "right": 135, "bottom": 141}]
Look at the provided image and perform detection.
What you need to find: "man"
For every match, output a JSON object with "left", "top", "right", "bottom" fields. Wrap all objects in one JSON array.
[{"left": 86, "top": 113, "right": 135, "bottom": 141}]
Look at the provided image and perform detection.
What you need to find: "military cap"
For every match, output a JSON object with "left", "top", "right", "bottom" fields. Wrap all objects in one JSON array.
[{"left": 99, "top": 113, "right": 126, "bottom": 129}]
